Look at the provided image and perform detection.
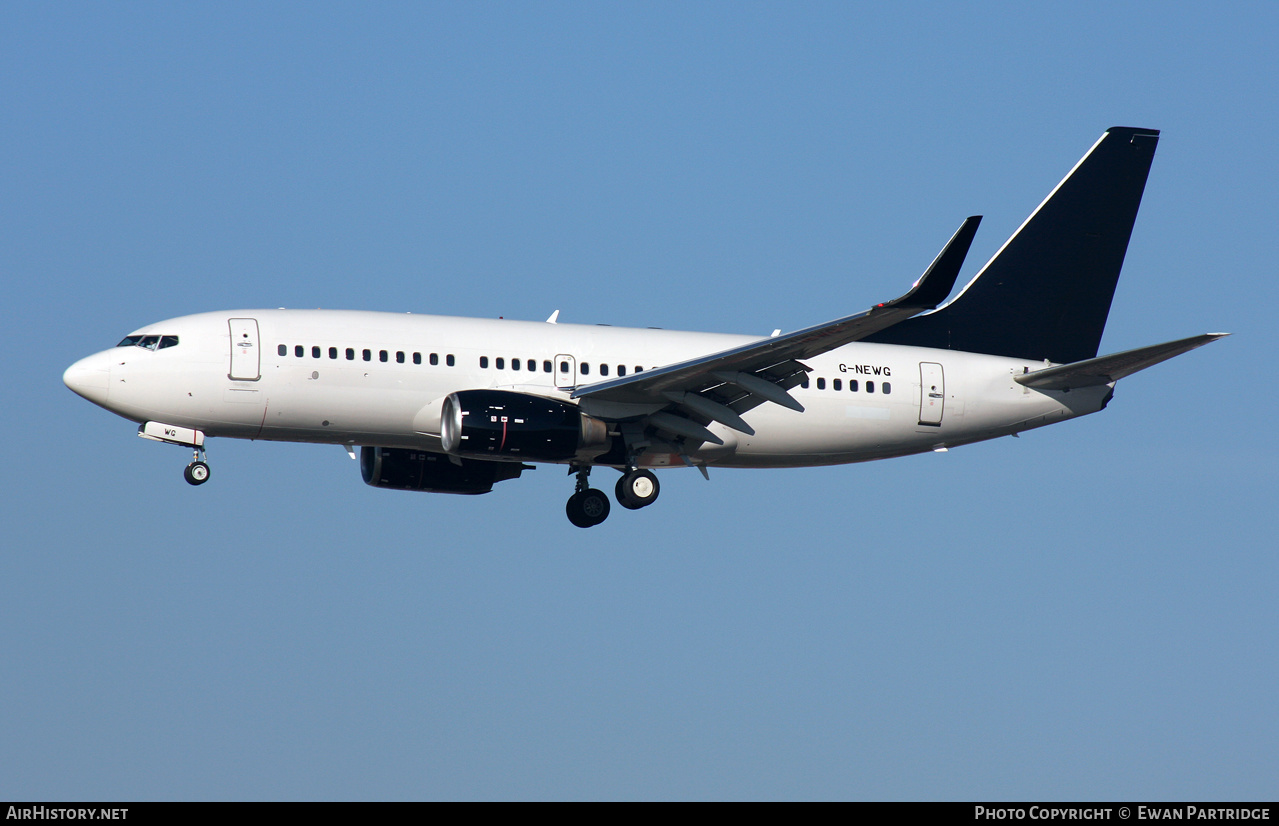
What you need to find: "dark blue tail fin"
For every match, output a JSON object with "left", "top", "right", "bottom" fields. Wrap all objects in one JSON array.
[{"left": 865, "top": 127, "right": 1160, "bottom": 364}]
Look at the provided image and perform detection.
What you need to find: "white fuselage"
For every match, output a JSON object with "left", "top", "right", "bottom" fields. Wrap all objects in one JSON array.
[{"left": 64, "top": 309, "right": 1109, "bottom": 470}]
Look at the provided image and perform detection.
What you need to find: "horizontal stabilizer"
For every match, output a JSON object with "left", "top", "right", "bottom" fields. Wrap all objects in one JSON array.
[{"left": 1015, "top": 333, "right": 1227, "bottom": 391}]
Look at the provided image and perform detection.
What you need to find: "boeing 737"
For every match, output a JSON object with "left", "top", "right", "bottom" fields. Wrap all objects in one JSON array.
[{"left": 64, "top": 127, "right": 1224, "bottom": 527}]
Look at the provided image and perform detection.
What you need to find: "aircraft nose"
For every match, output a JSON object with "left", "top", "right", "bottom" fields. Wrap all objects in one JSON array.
[{"left": 63, "top": 351, "right": 111, "bottom": 406}]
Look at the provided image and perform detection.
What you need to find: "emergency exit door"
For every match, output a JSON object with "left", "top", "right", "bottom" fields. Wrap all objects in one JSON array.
[{"left": 555, "top": 354, "right": 577, "bottom": 390}]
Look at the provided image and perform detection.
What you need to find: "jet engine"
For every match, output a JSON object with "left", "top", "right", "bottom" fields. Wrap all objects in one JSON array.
[
  {"left": 440, "top": 389, "right": 610, "bottom": 462},
  {"left": 360, "top": 447, "right": 525, "bottom": 495}
]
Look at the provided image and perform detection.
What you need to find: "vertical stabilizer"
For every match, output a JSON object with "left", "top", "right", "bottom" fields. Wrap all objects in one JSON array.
[{"left": 866, "top": 127, "right": 1160, "bottom": 364}]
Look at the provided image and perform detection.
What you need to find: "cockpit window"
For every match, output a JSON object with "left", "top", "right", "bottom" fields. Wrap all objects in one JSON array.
[{"left": 116, "top": 335, "right": 179, "bottom": 350}]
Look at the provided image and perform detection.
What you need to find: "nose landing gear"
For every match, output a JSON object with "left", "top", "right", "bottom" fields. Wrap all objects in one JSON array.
[
  {"left": 137, "top": 423, "right": 212, "bottom": 487},
  {"left": 184, "top": 447, "right": 211, "bottom": 486}
]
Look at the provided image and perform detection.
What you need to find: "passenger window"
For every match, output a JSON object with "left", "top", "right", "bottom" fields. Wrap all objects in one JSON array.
[
  {"left": 618, "top": 365, "right": 626, "bottom": 377},
  {"left": 800, "top": 376, "right": 809, "bottom": 389},
  {"left": 496, "top": 357, "right": 504, "bottom": 370},
  {"left": 363, "top": 349, "right": 371, "bottom": 361},
  {"left": 295, "top": 345, "right": 304, "bottom": 357},
  {"left": 430, "top": 353, "right": 439, "bottom": 366},
  {"left": 581, "top": 363, "right": 590, "bottom": 375},
  {"left": 635, "top": 366, "right": 643, "bottom": 373},
  {"left": 849, "top": 380, "right": 858, "bottom": 392},
  {"left": 396, "top": 351, "right": 405, "bottom": 364},
  {"left": 278, "top": 345, "right": 287, "bottom": 356},
  {"left": 346, "top": 348, "right": 355, "bottom": 360},
  {"left": 600, "top": 364, "right": 609, "bottom": 376},
  {"left": 867, "top": 381, "right": 875, "bottom": 393},
  {"left": 379, "top": 350, "right": 388, "bottom": 363},
  {"left": 883, "top": 382, "right": 891, "bottom": 395},
  {"left": 329, "top": 347, "right": 338, "bottom": 359},
  {"left": 312, "top": 346, "right": 321, "bottom": 358},
  {"left": 527, "top": 359, "right": 536, "bottom": 372},
  {"left": 413, "top": 353, "right": 421, "bottom": 365},
  {"left": 817, "top": 377, "right": 826, "bottom": 390},
  {"left": 544, "top": 360, "right": 552, "bottom": 373},
  {"left": 511, "top": 358, "right": 520, "bottom": 371},
  {"left": 833, "top": 378, "right": 842, "bottom": 391},
  {"left": 560, "top": 361, "right": 569, "bottom": 373},
  {"left": 446, "top": 354, "right": 455, "bottom": 366}
]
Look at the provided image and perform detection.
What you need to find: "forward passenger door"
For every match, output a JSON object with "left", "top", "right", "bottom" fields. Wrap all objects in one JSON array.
[{"left": 228, "top": 318, "right": 260, "bottom": 381}]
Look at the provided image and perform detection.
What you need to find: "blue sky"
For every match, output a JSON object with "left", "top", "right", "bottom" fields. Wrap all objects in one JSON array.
[{"left": 3, "top": 2, "right": 1276, "bottom": 800}]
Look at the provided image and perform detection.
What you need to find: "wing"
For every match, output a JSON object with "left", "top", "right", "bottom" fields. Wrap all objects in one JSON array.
[{"left": 572, "top": 216, "right": 981, "bottom": 441}]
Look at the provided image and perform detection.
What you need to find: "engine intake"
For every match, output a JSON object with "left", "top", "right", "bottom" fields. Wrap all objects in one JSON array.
[
  {"left": 360, "top": 447, "right": 524, "bottom": 495},
  {"left": 440, "top": 389, "right": 610, "bottom": 462}
]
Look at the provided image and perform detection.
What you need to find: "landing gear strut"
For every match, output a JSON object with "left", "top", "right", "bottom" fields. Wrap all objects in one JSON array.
[
  {"left": 566, "top": 465, "right": 610, "bottom": 528},
  {"left": 615, "top": 469, "right": 660, "bottom": 510},
  {"left": 184, "top": 447, "right": 211, "bottom": 486}
]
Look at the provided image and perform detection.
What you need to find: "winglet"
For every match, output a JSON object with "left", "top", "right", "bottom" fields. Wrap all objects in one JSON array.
[{"left": 881, "top": 215, "right": 981, "bottom": 310}]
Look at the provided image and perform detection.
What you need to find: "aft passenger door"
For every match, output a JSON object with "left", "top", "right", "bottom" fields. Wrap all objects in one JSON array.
[
  {"left": 228, "top": 318, "right": 261, "bottom": 381},
  {"left": 919, "top": 362, "right": 944, "bottom": 426}
]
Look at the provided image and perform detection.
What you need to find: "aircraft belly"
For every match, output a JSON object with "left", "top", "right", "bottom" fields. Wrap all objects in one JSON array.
[{"left": 725, "top": 399, "right": 917, "bottom": 466}]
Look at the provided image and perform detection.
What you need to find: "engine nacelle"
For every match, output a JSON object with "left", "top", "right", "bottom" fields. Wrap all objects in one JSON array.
[
  {"left": 360, "top": 447, "right": 524, "bottom": 495},
  {"left": 440, "top": 389, "right": 610, "bottom": 462}
]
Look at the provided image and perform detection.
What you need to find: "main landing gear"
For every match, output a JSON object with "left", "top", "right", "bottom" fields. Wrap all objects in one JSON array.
[
  {"left": 566, "top": 465, "right": 610, "bottom": 528},
  {"left": 616, "top": 468, "right": 660, "bottom": 510},
  {"left": 183, "top": 447, "right": 211, "bottom": 486},
  {"left": 565, "top": 466, "right": 660, "bottom": 528}
]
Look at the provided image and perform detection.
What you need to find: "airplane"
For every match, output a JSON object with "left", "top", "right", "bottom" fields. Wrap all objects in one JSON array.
[{"left": 64, "top": 126, "right": 1225, "bottom": 527}]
